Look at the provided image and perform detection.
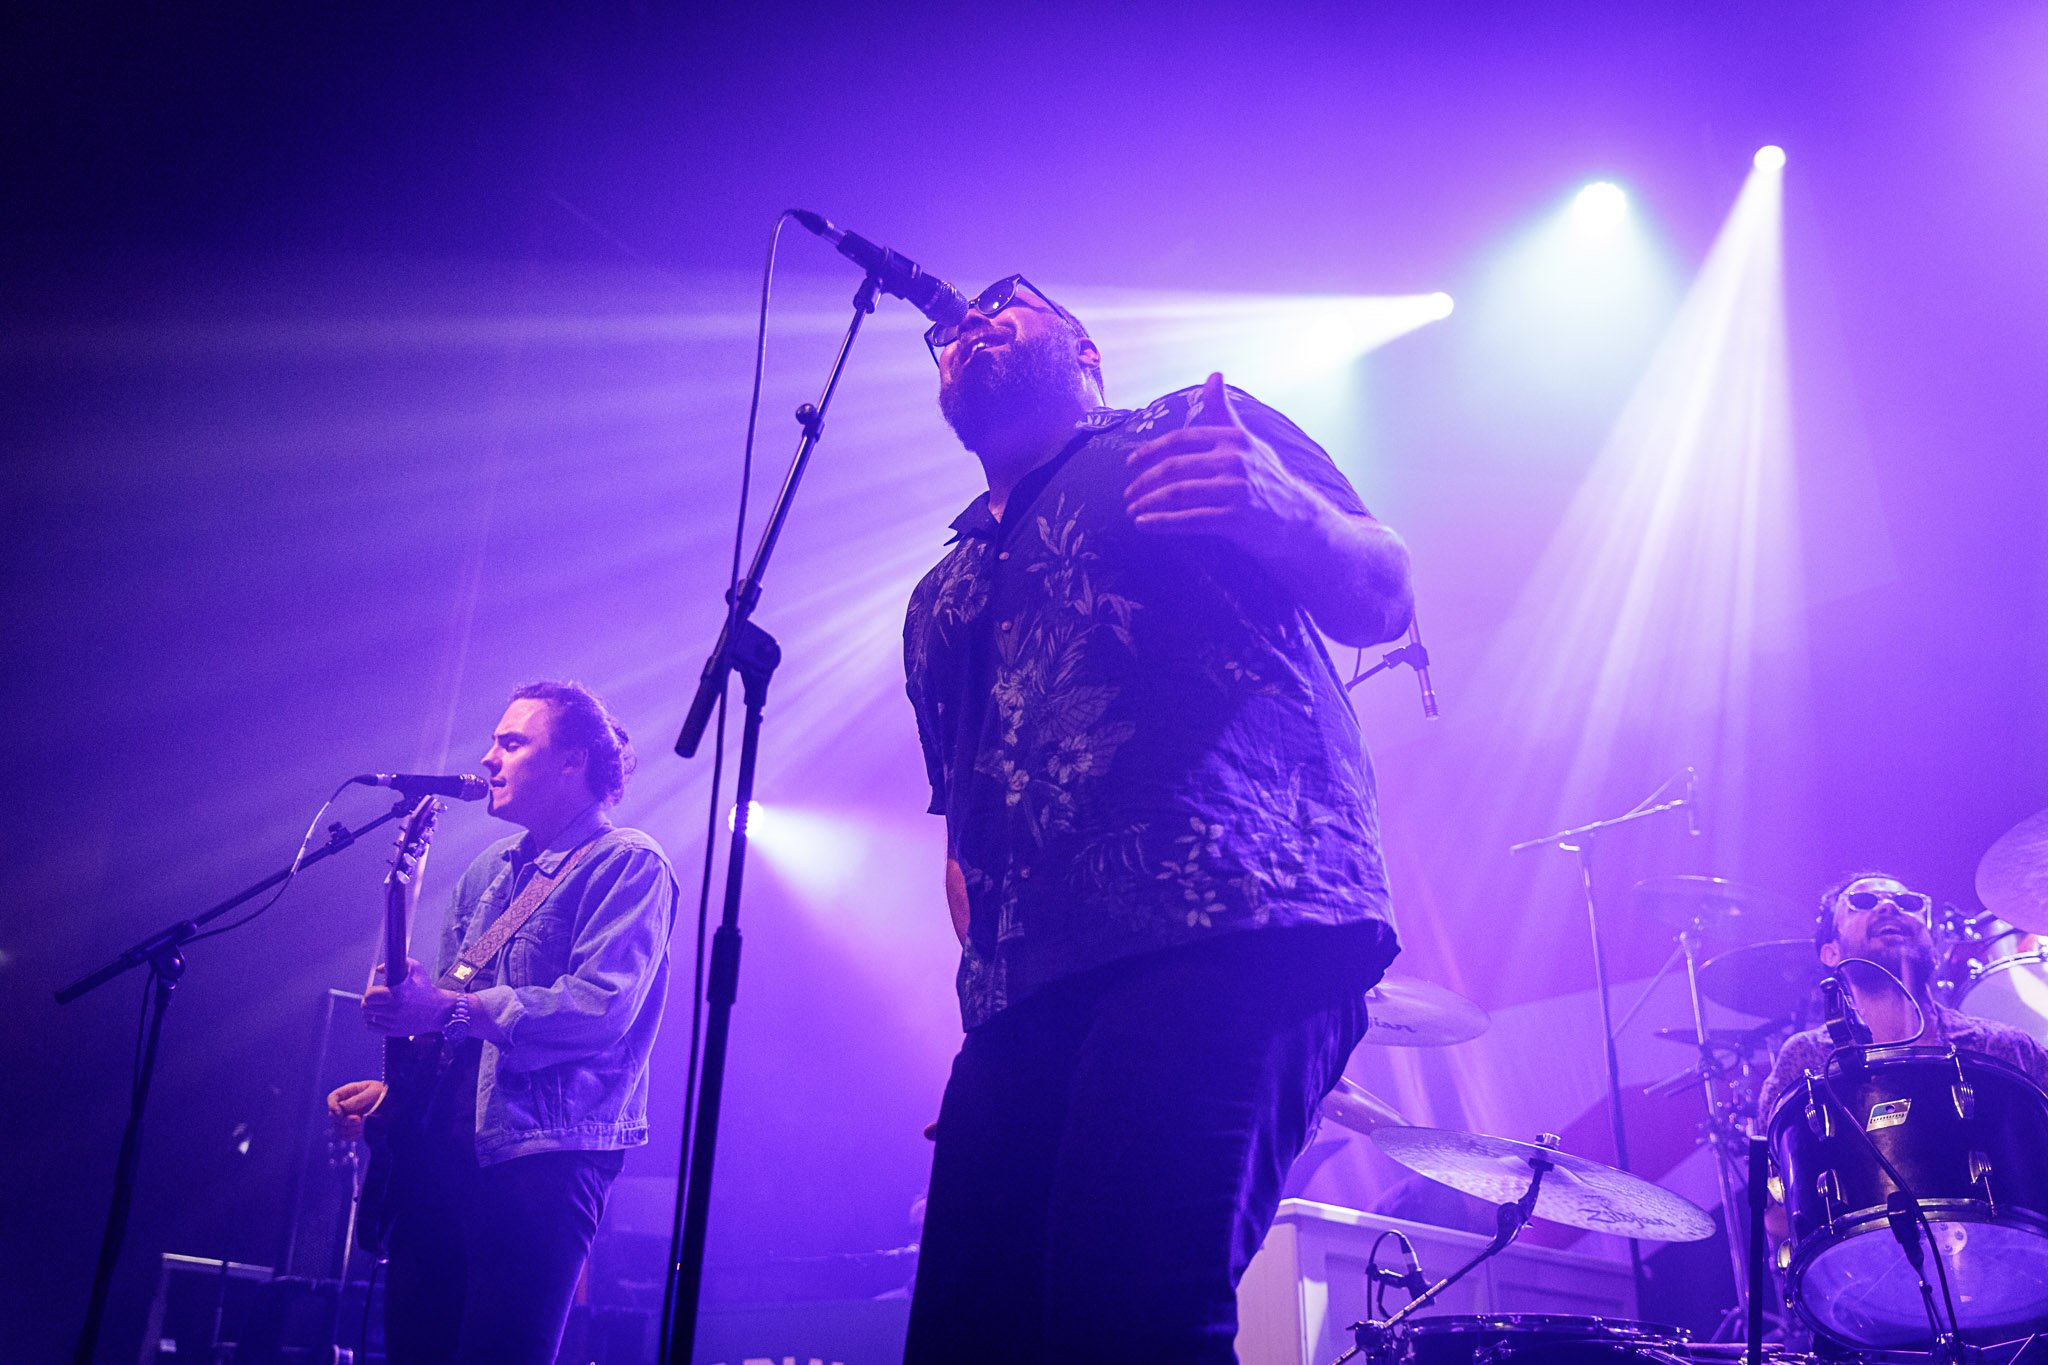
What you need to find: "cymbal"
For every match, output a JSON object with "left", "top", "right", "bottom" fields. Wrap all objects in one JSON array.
[
  {"left": 1633, "top": 874, "right": 1804, "bottom": 940},
  {"left": 1697, "top": 938, "right": 1825, "bottom": 1020},
  {"left": 1370, "top": 1125, "right": 1715, "bottom": 1243},
  {"left": 1319, "top": 1076, "right": 1409, "bottom": 1135},
  {"left": 1978, "top": 806, "right": 2048, "bottom": 934},
  {"left": 1360, "top": 975, "right": 1490, "bottom": 1047}
]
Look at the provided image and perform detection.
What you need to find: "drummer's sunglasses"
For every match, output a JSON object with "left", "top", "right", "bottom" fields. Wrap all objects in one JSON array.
[{"left": 1843, "top": 889, "right": 1931, "bottom": 917}]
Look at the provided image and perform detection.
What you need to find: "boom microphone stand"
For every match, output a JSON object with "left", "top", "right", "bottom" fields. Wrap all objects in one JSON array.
[
  {"left": 1507, "top": 771, "right": 1698, "bottom": 1317},
  {"left": 56, "top": 799, "right": 416, "bottom": 1365},
  {"left": 661, "top": 270, "right": 881, "bottom": 1365}
]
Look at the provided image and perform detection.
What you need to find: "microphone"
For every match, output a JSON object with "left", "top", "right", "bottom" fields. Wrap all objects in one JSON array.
[
  {"left": 1685, "top": 766, "right": 1702, "bottom": 838},
  {"left": 1395, "top": 1234, "right": 1427, "bottom": 1297},
  {"left": 789, "top": 210, "right": 967, "bottom": 327},
  {"left": 353, "top": 773, "right": 488, "bottom": 802},
  {"left": 1821, "top": 972, "right": 1873, "bottom": 1051},
  {"left": 1406, "top": 615, "right": 1439, "bottom": 719}
]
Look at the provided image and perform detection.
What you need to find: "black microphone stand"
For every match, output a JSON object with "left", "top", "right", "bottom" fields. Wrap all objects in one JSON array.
[
  {"left": 56, "top": 797, "right": 416, "bottom": 1365},
  {"left": 661, "top": 270, "right": 880, "bottom": 1365},
  {"left": 1506, "top": 774, "right": 1697, "bottom": 1319}
]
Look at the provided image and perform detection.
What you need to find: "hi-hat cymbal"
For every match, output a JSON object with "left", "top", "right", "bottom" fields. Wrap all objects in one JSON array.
[
  {"left": 1319, "top": 1076, "right": 1409, "bottom": 1135},
  {"left": 1697, "top": 938, "right": 1825, "bottom": 1021},
  {"left": 1360, "top": 975, "right": 1490, "bottom": 1047},
  {"left": 1978, "top": 806, "right": 2048, "bottom": 934},
  {"left": 1370, "top": 1126, "right": 1715, "bottom": 1243},
  {"left": 1633, "top": 874, "right": 1804, "bottom": 940}
]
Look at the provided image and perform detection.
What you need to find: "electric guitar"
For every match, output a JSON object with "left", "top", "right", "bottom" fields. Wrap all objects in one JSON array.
[{"left": 353, "top": 795, "right": 441, "bottom": 1258}]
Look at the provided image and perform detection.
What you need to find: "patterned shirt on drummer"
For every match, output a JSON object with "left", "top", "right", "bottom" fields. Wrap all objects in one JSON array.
[{"left": 1755, "top": 1003, "right": 2048, "bottom": 1132}]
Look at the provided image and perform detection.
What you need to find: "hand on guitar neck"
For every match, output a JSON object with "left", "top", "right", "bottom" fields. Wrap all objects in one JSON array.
[{"left": 363, "top": 956, "right": 468, "bottom": 1038}]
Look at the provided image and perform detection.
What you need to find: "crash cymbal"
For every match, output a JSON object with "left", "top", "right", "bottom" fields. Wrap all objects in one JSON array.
[
  {"left": 1633, "top": 874, "right": 1804, "bottom": 941},
  {"left": 1696, "top": 938, "right": 1825, "bottom": 1021},
  {"left": 1370, "top": 1125, "right": 1715, "bottom": 1243},
  {"left": 1360, "top": 975, "right": 1490, "bottom": 1047},
  {"left": 1319, "top": 1076, "right": 1409, "bottom": 1135},
  {"left": 1978, "top": 806, "right": 2048, "bottom": 934}
]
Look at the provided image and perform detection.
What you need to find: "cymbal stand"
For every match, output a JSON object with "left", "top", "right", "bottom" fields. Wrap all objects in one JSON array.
[
  {"left": 1509, "top": 772, "right": 1697, "bottom": 1313},
  {"left": 1672, "top": 915, "right": 1770, "bottom": 1342},
  {"left": 1332, "top": 1136, "right": 1558, "bottom": 1365}
]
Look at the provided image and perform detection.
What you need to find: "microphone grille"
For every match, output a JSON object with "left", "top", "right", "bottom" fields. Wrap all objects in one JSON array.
[{"left": 456, "top": 774, "right": 489, "bottom": 802}]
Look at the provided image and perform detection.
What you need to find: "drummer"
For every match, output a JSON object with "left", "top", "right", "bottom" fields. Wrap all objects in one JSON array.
[{"left": 1755, "top": 870, "right": 2048, "bottom": 1125}]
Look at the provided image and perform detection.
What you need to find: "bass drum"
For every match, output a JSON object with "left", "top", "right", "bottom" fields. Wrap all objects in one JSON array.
[
  {"left": 1400, "top": 1315, "right": 1689, "bottom": 1362},
  {"left": 1958, "top": 950, "right": 2048, "bottom": 1040},
  {"left": 1768, "top": 1047, "right": 2048, "bottom": 1348}
]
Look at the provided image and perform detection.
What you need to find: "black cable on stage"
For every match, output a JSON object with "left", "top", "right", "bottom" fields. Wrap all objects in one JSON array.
[
  {"left": 660, "top": 209, "right": 791, "bottom": 1352},
  {"left": 187, "top": 781, "right": 349, "bottom": 945}
]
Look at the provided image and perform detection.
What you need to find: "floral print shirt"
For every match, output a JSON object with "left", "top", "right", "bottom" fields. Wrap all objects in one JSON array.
[
  {"left": 904, "top": 384, "right": 1399, "bottom": 1030},
  {"left": 1755, "top": 1003, "right": 2048, "bottom": 1134}
]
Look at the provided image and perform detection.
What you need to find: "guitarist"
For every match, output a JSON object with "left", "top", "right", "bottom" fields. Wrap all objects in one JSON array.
[{"left": 327, "top": 680, "right": 678, "bottom": 1365}]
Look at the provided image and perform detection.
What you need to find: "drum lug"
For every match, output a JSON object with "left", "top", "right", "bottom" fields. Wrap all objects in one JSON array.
[
  {"left": 1804, "top": 1085, "right": 1832, "bottom": 1139},
  {"left": 1971, "top": 1149, "right": 1995, "bottom": 1207},
  {"left": 1816, "top": 1169, "right": 1842, "bottom": 1230},
  {"left": 1953, "top": 1075, "right": 1976, "bottom": 1120}
]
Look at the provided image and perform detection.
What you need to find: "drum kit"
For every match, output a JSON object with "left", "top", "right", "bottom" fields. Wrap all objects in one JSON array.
[{"left": 1312, "top": 804, "right": 2048, "bottom": 1365}]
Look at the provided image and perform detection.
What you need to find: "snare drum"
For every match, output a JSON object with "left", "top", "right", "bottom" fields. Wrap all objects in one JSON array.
[
  {"left": 1399, "top": 1314, "right": 1689, "bottom": 1362},
  {"left": 1767, "top": 1047, "right": 2048, "bottom": 1347},
  {"left": 1958, "top": 949, "right": 2048, "bottom": 1040}
]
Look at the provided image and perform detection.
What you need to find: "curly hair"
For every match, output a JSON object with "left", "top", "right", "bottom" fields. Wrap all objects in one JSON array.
[
  {"left": 510, "top": 680, "right": 635, "bottom": 808},
  {"left": 1813, "top": 868, "right": 1902, "bottom": 956}
]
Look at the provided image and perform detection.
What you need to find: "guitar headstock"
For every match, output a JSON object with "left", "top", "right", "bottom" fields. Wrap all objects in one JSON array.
[{"left": 385, "top": 796, "right": 441, "bottom": 891}]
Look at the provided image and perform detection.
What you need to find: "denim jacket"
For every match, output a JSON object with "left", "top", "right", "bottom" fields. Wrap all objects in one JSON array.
[{"left": 436, "top": 804, "right": 677, "bottom": 1166}]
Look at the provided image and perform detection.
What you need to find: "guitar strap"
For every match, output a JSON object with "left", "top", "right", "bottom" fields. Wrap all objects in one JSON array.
[{"left": 437, "top": 832, "right": 609, "bottom": 991}]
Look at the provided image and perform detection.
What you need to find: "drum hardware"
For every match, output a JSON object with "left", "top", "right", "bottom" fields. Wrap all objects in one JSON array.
[
  {"left": 1335, "top": 1130, "right": 1712, "bottom": 1364},
  {"left": 1507, "top": 779, "right": 1707, "bottom": 1315},
  {"left": 1319, "top": 1075, "right": 1411, "bottom": 1135},
  {"left": 1954, "top": 949, "right": 2048, "bottom": 1040},
  {"left": 1975, "top": 804, "right": 2048, "bottom": 934},
  {"left": 1368, "top": 1126, "right": 1716, "bottom": 1242},
  {"left": 1640, "top": 902, "right": 1800, "bottom": 1346},
  {"left": 1358, "top": 975, "right": 1492, "bottom": 1048},
  {"left": 1331, "top": 1133, "right": 1563, "bottom": 1365},
  {"left": 1767, "top": 1045, "right": 2048, "bottom": 1358}
]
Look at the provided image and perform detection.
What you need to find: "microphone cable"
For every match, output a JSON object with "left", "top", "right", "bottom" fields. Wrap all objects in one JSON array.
[{"left": 664, "top": 208, "right": 794, "bottom": 1351}]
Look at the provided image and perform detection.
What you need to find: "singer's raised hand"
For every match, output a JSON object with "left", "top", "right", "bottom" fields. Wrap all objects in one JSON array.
[
  {"left": 1124, "top": 372, "right": 1414, "bottom": 646},
  {"left": 1123, "top": 372, "right": 1321, "bottom": 551}
]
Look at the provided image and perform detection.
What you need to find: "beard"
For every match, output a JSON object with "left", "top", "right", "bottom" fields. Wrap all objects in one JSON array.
[
  {"left": 939, "top": 327, "right": 1093, "bottom": 456},
  {"left": 1851, "top": 929, "right": 1938, "bottom": 990}
]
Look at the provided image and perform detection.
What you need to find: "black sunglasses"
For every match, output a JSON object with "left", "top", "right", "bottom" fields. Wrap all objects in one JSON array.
[
  {"left": 924, "top": 274, "right": 1070, "bottom": 365},
  {"left": 1843, "top": 889, "right": 1931, "bottom": 917}
]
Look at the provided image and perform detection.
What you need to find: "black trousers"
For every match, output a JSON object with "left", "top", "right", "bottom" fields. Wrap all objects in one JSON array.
[
  {"left": 904, "top": 925, "right": 1381, "bottom": 1365},
  {"left": 382, "top": 1133, "right": 622, "bottom": 1365}
]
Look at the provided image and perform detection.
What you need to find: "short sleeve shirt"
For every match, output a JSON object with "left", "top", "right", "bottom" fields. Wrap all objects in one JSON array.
[
  {"left": 903, "top": 384, "right": 1399, "bottom": 1030},
  {"left": 1755, "top": 1003, "right": 2048, "bottom": 1132}
]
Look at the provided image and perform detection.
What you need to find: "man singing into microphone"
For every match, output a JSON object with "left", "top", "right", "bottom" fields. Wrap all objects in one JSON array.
[
  {"left": 327, "top": 680, "right": 677, "bottom": 1365},
  {"left": 902, "top": 276, "right": 1413, "bottom": 1362}
]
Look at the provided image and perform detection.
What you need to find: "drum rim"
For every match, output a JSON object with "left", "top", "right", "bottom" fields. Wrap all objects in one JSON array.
[
  {"left": 1964, "top": 947, "right": 2048, "bottom": 983},
  {"left": 1403, "top": 1313, "right": 1688, "bottom": 1340},
  {"left": 1785, "top": 1205, "right": 2048, "bottom": 1343},
  {"left": 1765, "top": 1043, "right": 2048, "bottom": 1134}
]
